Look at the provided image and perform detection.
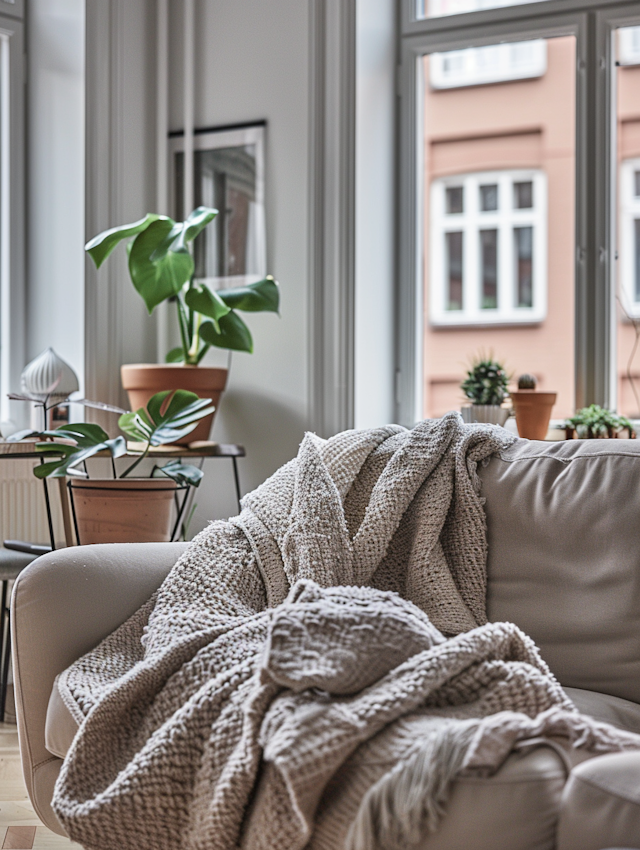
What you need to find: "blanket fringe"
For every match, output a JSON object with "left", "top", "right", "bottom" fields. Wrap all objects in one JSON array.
[{"left": 345, "top": 721, "right": 479, "bottom": 850}]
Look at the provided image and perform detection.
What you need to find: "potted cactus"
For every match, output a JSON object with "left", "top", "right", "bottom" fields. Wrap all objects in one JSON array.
[
  {"left": 510, "top": 374, "right": 557, "bottom": 440},
  {"left": 564, "top": 405, "right": 635, "bottom": 440},
  {"left": 460, "top": 356, "right": 510, "bottom": 426}
]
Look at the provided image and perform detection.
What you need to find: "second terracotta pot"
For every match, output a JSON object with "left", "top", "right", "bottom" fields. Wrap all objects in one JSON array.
[
  {"left": 511, "top": 390, "right": 557, "bottom": 440},
  {"left": 121, "top": 364, "right": 228, "bottom": 444},
  {"left": 69, "top": 478, "right": 178, "bottom": 545}
]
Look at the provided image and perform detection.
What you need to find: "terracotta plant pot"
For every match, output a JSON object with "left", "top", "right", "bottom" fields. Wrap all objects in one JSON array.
[
  {"left": 69, "top": 478, "right": 178, "bottom": 545},
  {"left": 461, "top": 405, "right": 510, "bottom": 426},
  {"left": 121, "top": 364, "right": 228, "bottom": 444},
  {"left": 510, "top": 390, "right": 557, "bottom": 440}
]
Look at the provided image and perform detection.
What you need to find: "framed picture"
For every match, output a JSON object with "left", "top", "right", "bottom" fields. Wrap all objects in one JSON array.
[{"left": 170, "top": 123, "right": 266, "bottom": 290}]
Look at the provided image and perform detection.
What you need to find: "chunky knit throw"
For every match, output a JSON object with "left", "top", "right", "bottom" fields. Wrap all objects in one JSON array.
[{"left": 51, "top": 415, "right": 640, "bottom": 850}]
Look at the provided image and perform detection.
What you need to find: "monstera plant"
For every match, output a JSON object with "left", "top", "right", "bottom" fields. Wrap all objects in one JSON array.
[
  {"left": 19, "top": 390, "right": 215, "bottom": 545},
  {"left": 85, "top": 206, "right": 280, "bottom": 442},
  {"left": 85, "top": 206, "right": 280, "bottom": 364}
]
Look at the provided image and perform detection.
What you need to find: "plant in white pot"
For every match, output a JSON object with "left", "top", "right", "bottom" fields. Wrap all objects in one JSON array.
[
  {"left": 20, "top": 390, "right": 213, "bottom": 545},
  {"left": 85, "top": 206, "right": 280, "bottom": 442},
  {"left": 460, "top": 355, "right": 511, "bottom": 426}
]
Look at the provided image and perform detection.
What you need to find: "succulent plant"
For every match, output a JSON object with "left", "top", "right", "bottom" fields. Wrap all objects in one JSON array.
[
  {"left": 564, "top": 404, "right": 635, "bottom": 439},
  {"left": 517, "top": 374, "right": 537, "bottom": 390},
  {"left": 460, "top": 356, "right": 510, "bottom": 406}
]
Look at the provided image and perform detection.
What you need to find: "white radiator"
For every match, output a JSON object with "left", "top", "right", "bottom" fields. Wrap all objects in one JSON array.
[{"left": 0, "top": 459, "right": 64, "bottom": 546}]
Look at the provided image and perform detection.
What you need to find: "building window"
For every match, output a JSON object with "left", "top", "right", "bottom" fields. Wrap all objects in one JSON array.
[
  {"left": 620, "top": 158, "right": 640, "bottom": 318},
  {"left": 618, "top": 26, "right": 640, "bottom": 67},
  {"left": 430, "top": 39, "right": 547, "bottom": 89},
  {"left": 429, "top": 170, "right": 546, "bottom": 326}
]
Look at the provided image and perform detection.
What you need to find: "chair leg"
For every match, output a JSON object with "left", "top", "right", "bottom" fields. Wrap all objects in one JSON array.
[
  {"left": 1, "top": 614, "right": 10, "bottom": 722},
  {"left": 0, "top": 580, "right": 6, "bottom": 721}
]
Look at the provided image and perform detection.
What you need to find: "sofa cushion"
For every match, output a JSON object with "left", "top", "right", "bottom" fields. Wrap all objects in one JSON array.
[
  {"left": 564, "top": 687, "right": 640, "bottom": 735},
  {"left": 44, "top": 674, "right": 80, "bottom": 760},
  {"left": 557, "top": 751, "right": 640, "bottom": 850},
  {"left": 481, "top": 438, "right": 640, "bottom": 704}
]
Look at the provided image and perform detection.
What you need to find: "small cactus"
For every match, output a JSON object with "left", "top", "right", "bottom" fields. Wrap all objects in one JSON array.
[{"left": 517, "top": 373, "right": 537, "bottom": 390}]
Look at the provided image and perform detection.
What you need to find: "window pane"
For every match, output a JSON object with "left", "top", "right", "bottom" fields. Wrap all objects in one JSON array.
[
  {"left": 446, "top": 185, "right": 463, "bottom": 213},
  {"left": 514, "top": 226, "right": 533, "bottom": 307},
  {"left": 514, "top": 181, "right": 533, "bottom": 209},
  {"left": 446, "top": 231, "right": 463, "bottom": 310},
  {"left": 417, "top": 0, "right": 551, "bottom": 21},
  {"left": 480, "top": 229, "right": 498, "bottom": 308},
  {"left": 614, "top": 27, "right": 640, "bottom": 417},
  {"left": 480, "top": 184, "right": 498, "bottom": 211},
  {"left": 423, "top": 35, "right": 575, "bottom": 420}
]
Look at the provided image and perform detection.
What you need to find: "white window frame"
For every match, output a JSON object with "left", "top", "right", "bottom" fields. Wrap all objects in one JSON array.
[
  {"left": 430, "top": 39, "right": 547, "bottom": 89},
  {"left": 619, "top": 157, "right": 640, "bottom": 317},
  {"left": 0, "top": 9, "right": 24, "bottom": 428},
  {"left": 398, "top": 0, "right": 640, "bottom": 427},
  {"left": 429, "top": 169, "right": 547, "bottom": 326}
]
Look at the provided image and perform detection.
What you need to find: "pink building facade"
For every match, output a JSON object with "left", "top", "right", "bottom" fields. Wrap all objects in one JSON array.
[{"left": 423, "top": 34, "right": 640, "bottom": 420}]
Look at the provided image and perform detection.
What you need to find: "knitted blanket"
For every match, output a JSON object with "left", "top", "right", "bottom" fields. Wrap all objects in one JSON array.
[{"left": 51, "top": 415, "right": 640, "bottom": 850}]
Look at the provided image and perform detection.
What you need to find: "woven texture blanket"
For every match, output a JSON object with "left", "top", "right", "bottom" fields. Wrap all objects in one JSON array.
[{"left": 51, "top": 415, "right": 640, "bottom": 850}]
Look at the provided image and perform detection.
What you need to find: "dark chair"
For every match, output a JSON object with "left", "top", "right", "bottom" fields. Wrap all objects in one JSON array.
[{"left": 0, "top": 547, "right": 36, "bottom": 720}]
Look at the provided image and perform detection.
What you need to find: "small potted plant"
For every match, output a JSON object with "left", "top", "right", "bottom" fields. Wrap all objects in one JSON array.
[
  {"left": 85, "top": 206, "right": 280, "bottom": 442},
  {"left": 460, "top": 355, "right": 510, "bottom": 426},
  {"left": 17, "top": 390, "right": 213, "bottom": 544},
  {"left": 564, "top": 405, "right": 636, "bottom": 440},
  {"left": 510, "top": 374, "right": 557, "bottom": 440}
]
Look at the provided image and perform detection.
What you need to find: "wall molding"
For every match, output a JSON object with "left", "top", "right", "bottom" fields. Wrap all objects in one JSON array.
[
  {"left": 308, "top": 0, "right": 357, "bottom": 437},
  {"left": 84, "top": 0, "right": 125, "bottom": 413}
]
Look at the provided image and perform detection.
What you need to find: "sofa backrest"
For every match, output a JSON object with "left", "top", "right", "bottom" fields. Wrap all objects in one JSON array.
[{"left": 480, "top": 438, "right": 640, "bottom": 705}]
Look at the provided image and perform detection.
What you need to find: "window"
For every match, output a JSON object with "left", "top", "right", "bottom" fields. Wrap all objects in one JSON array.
[
  {"left": 619, "top": 159, "right": 640, "bottom": 319},
  {"left": 398, "top": 0, "right": 640, "bottom": 426},
  {"left": 430, "top": 40, "right": 547, "bottom": 89},
  {"left": 430, "top": 170, "right": 546, "bottom": 325},
  {"left": 618, "top": 25, "right": 640, "bottom": 66},
  {"left": 418, "top": 0, "right": 551, "bottom": 20}
]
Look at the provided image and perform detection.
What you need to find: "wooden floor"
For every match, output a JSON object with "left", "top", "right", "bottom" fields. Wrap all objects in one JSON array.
[{"left": 0, "top": 722, "right": 80, "bottom": 849}]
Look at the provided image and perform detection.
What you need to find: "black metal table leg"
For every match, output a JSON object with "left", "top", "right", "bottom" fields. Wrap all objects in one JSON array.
[
  {"left": 1, "top": 601, "right": 10, "bottom": 722},
  {"left": 231, "top": 457, "right": 242, "bottom": 514}
]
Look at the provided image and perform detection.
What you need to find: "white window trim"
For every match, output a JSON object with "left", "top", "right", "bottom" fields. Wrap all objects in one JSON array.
[
  {"left": 0, "top": 13, "right": 23, "bottom": 428},
  {"left": 429, "top": 169, "right": 547, "bottom": 326},
  {"left": 619, "top": 157, "right": 640, "bottom": 318},
  {"left": 430, "top": 39, "right": 547, "bottom": 89}
]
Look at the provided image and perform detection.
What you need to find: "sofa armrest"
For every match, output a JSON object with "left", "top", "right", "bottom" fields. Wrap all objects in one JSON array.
[{"left": 11, "top": 542, "right": 187, "bottom": 823}]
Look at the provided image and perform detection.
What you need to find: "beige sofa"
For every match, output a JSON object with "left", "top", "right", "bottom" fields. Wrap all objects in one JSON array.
[{"left": 11, "top": 437, "right": 640, "bottom": 849}]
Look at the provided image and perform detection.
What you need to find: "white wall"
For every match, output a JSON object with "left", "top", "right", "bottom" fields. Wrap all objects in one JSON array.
[
  {"left": 354, "top": 0, "right": 396, "bottom": 429},
  {"left": 168, "top": 0, "right": 311, "bottom": 529},
  {"left": 27, "top": 0, "right": 85, "bottom": 388}
]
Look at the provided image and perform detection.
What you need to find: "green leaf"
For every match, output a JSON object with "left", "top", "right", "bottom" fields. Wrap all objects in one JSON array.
[
  {"left": 218, "top": 276, "right": 280, "bottom": 314},
  {"left": 184, "top": 285, "right": 231, "bottom": 332},
  {"left": 200, "top": 311, "right": 253, "bottom": 353},
  {"left": 170, "top": 206, "right": 218, "bottom": 254},
  {"left": 166, "top": 347, "right": 186, "bottom": 364},
  {"left": 119, "top": 390, "right": 214, "bottom": 448},
  {"left": 85, "top": 214, "right": 163, "bottom": 268},
  {"left": 33, "top": 434, "right": 127, "bottom": 478},
  {"left": 153, "top": 460, "right": 204, "bottom": 487},
  {"left": 118, "top": 411, "right": 153, "bottom": 443},
  {"left": 129, "top": 220, "right": 194, "bottom": 313}
]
